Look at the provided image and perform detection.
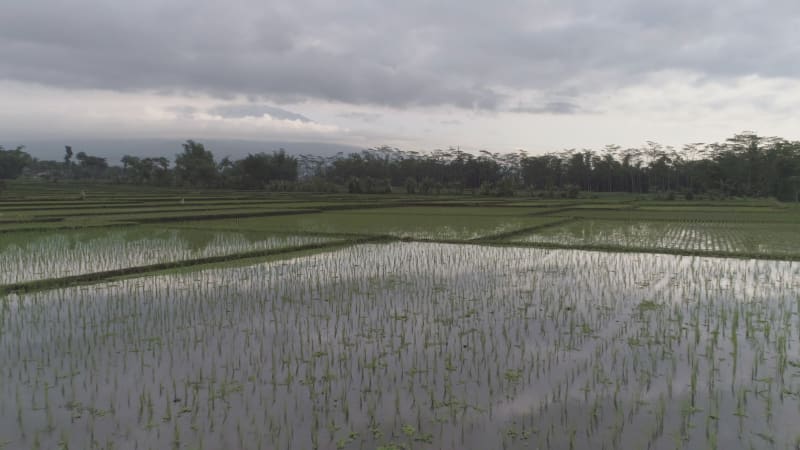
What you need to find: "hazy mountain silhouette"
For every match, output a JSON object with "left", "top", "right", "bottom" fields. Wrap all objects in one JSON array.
[{"left": 17, "top": 138, "right": 362, "bottom": 163}]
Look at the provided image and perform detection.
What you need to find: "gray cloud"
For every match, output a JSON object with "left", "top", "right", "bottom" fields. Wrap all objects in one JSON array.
[
  {"left": 440, "top": 119, "right": 462, "bottom": 125},
  {"left": 338, "top": 112, "right": 382, "bottom": 123},
  {"left": 511, "top": 101, "right": 582, "bottom": 115},
  {"left": 165, "top": 105, "right": 198, "bottom": 119},
  {"left": 1, "top": 0, "right": 799, "bottom": 111},
  {"left": 208, "top": 104, "right": 312, "bottom": 122}
]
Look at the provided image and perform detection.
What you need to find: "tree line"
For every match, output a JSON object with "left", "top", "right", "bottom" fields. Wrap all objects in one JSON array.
[{"left": 1, "top": 132, "right": 799, "bottom": 200}]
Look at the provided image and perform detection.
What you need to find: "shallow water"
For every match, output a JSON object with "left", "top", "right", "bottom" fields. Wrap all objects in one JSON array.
[
  {"left": 0, "top": 227, "right": 338, "bottom": 284},
  {"left": 510, "top": 219, "right": 800, "bottom": 256},
  {"left": 187, "top": 211, "right": 560, "bottom": 241},
  {"left": 1, "top": 243, "right": 799, "bottom": 449}
]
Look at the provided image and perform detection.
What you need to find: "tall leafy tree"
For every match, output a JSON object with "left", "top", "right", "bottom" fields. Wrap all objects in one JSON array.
[
  {"left": 0, "top": 145, "right": 32, "bottom": 179},
  {"left": 175, "top": 140, "right": 218, "bottom": 187},
  {"left": 233, "top": 151, "right": 299, "bottom": 188},
  {"left": 64, "top": 146, "right": 73, "bottom": 165}
]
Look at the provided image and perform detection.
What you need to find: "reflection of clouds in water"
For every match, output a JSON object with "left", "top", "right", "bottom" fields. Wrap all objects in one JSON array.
[
  {"left": 492, "top": 254, "right": 797, "bottom": 428},
  {"left": 3, "top": 244, "right": 799, "bottom": 449}
]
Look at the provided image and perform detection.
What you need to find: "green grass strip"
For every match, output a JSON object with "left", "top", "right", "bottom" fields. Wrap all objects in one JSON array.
[
  {"left": 129, "top": 208, "right": 321, "bottom": 223},
  {"left": 462, "top": 240, "right": 800, "bottom": 262}
]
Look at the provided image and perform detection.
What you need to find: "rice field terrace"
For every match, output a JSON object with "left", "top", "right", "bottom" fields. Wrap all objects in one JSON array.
[{"left": 1, "top": 183, "right": 799, "bottom": 449}]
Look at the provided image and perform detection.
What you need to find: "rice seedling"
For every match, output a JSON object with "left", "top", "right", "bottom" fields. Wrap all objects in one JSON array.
[
  {"left": 0, "top": 227, "right": 340, "bottom": 285},
  {"left": 1, "top": 242, "right": 797, "bottom": 449},
  {"left": 170, "top": 209, "right": 564, "bottom": 241},
  {"left": 507, "top": 219, "right": 800, "bottom": 259}
]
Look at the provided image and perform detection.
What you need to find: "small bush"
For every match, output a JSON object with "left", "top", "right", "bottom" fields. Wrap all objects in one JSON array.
[
  {"left": 347, "top": 177, "right": 361, "bottom": 194},
  {"left": 419, "top": 177, "right": 436, "bottom": 195},
  {"left": 564, "top": 185, "right": 580, "bottom": 199},
  {"left": 405, "top": 177, "right": 417, "bottom": 194}
]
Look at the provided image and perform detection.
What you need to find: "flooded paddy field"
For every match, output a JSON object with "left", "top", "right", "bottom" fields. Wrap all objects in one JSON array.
[
  {"left": 1, "top": 188, "right": 799, "bottom": 449},
  {"left": 0, "top": 227, "right": 341, "bottom": 285},
  {"left": 174, "top": 207, "right": 566, "bottom": 241},
  {"left": 507, "top": 220, "right": 800, "bottom": 258},
  {"left": 2, "top": 243, "right": 799, "bottom": 449}
]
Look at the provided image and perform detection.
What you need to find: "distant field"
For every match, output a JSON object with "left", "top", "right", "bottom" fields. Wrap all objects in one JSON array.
[
  {"left": 172, "top": 208, "right": 566, "bottom": 240},
  {"left": 0, "top": 182, "right": 797, "bottom": 256},
  {"left": 506, "top": 219, "right": 800, "bottom": 258}
]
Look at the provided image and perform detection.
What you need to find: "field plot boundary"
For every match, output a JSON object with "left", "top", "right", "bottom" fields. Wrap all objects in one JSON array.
[
  {"left": 132, "top": 208, "right": 320, "bottom": 223},
  {"left": 0, "top": 221, "right": 140, "bottom": 234},
  {"left": 168, "top": 223, "right": 389, "bottom": 241},
  {"left": 477, "top": 239, "right": 800, "bottom": 261},
  {"left": 0, "top": 217, "right": 64, "bottom": 225},
  {"left": 20, "top": 205, "right": 312, "bottom": 219},
  {"left": 469, "top": 216, "right": 579, "bottom": 241},
  {"left": 560, "top": 214, "right": 799, "bottom": 225},
  {"left": 558, "top": 207, "right": 798, "bottom": 224},
  {"left": 379, "top": 233, "right": 800, "bottom": 261},
  {"left": 0, "top": 199, "right": 312, "bottom": 212}
]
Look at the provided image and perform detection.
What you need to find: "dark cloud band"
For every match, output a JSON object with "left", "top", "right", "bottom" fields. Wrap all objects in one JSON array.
[{"left": 1, "top": 0, "right": 798, "bottom": 111}]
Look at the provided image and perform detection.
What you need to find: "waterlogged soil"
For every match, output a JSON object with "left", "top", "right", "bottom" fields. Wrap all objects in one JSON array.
[
  {"left": 1, "top": 244, "right": 799, "bottom": 449},
  {"left": 0, "top": 227, "right": 339, "bottom": 284}
]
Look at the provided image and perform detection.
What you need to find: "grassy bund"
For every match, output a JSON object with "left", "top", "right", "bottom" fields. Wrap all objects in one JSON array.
[{"left": 1, "top": 181, "right": 799, "bottom": 449}]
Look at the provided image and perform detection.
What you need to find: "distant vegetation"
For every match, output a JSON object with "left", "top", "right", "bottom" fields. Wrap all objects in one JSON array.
[{"left": 2, "top": 132, "right": 799, "bottom": 200}]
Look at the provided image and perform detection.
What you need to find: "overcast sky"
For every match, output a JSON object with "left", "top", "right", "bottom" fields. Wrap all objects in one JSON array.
[{"left": 3, "top": 0, "right": 800, "bottom": 160}]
